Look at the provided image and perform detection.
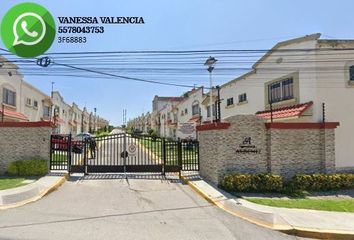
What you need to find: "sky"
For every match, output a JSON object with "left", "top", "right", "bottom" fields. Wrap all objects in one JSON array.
[{"left": 1, "top": 0, "right": 354, "bottom": 126}]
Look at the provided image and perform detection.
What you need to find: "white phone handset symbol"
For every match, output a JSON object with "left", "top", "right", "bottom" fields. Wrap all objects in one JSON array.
[{"left": 21, "top": 21, "right": 38, "bottom": 38}]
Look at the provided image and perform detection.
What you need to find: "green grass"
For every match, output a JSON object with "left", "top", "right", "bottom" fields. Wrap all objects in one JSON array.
[
  {"left": 52, "top": 153, "right": 68, "bottom": 163},
  {"left": 137, "top": 137, "right": 198, "bottom": 165},
  {"left": 95, "top": 131, "right": 110, "bottom": 137},
  {"left": 0, "top": 177, "right": 27, "bottom": 190},
  {"left": 246, "top": 198, "right": 354, "bottom": 212}
]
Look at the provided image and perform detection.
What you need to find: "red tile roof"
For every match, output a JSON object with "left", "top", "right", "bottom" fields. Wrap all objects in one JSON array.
[
  {"left": 0, "top": 109, "right": 29, "bottom": 121},
  {"left": 256, "top": 101, "right": 313, "bottom": 120}
]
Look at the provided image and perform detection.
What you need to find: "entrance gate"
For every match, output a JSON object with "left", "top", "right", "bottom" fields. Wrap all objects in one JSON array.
[{"left": 50, "top": 133, "right": 199, "bottom": 175}]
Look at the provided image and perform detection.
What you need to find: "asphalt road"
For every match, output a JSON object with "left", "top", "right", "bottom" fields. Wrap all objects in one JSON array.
[{"left": 0, "top": 174, "right": 306, "bottom": 240}]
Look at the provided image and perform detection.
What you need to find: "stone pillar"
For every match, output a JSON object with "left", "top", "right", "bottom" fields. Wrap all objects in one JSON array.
[
  {"left": 323, "top": 128, "right": 336, "bottom": 173},
  {"left": 0, "top": 122, "right": 52, "bottom": 174}
]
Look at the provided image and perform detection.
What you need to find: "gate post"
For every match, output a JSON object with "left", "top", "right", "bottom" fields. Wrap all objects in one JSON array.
[
  {"left": 177, "top": 139, "right": 182, "bottom": 179},
  {"left": 84, "top": 138, "right": 88, "bottom": 175},
  {"left": 68, "top": 133, "right": 72, "bottom": 174},
  {"left": 162, "top": 138, "right": 166, "bottom": 176},
  {"left": 123, "top": 133, "right": 127, "bottom": 174},
  {"left": 49, "top": 134, "right": 53, "bottom": 172}
]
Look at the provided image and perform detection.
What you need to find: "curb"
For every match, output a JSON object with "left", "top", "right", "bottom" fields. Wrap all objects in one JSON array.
[
  {"left": 181, "top": 175, "right": 354, "bottom": 240},
  {"left": 0, "top": 173, "right": 69, "bottom": 210}
]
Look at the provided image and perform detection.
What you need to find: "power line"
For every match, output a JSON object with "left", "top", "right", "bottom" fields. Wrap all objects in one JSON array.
[{"left": 52, "top": 61, "right": 207, "bottom": 89}]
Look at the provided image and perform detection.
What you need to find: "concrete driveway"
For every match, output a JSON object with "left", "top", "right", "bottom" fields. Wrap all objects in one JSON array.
[{"left": 0, "top": 174, "right": 304, "bottom": 240}]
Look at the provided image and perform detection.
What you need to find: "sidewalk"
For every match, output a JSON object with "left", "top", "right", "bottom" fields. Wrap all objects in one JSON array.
[
  {"left": 181, "top": 173, "right": 354, "bottom": 239},
  {"left": 0, "top": 172, "right": 68, "bottom": 209}
]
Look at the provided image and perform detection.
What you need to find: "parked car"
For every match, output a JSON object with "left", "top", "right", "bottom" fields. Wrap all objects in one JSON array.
[
  {"left": 131, "top": 129, "right": 143, "bottom": 138},
  {"left": 51, "top": 133, "right": 94, "bottom": 154},
  {"left": 51, "top": 134, "right": 69, "bottom": 151},
  {"left": 72, "top": 133, "right": 96, "bottom": 154}
]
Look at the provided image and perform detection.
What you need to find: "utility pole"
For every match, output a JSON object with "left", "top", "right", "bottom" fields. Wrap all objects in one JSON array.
[
  {"left": 81, "top": 113, "right": 84, "bottom": 133},
  {"left": 123, "top": 109, "right": 127, "bottom": 126},
  {"left": 125, "top": 109, "right": 127, "bottom": 125},
  {"left": 94, "top": 107, "right": 97, "bottom": 132},
  {"left": 50, "top": 82, "right": 55, "bottom": 122}
]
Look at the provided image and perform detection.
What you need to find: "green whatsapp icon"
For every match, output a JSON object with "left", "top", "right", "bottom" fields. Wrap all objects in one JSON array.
[{"left": 1, "top": 2, "right": 56, "bottom": 58}]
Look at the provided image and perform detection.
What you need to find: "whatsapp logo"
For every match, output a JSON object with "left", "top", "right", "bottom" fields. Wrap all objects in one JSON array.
[{"left": 1, "top": 2, "right": 56, "bottom": 58}]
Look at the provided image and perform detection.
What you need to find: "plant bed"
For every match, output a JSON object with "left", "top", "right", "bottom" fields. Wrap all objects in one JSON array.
[
  {"left": 219, "top": 173, "right": 354, "bottom": 195},
  {"left": 6, "top": 159, "right": 48, "bottom": 177}
]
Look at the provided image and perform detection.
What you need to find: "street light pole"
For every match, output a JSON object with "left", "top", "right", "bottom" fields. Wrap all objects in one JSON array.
[
  {"left": 50, "top": 82, "right": 55, "bottom": 122},
  {"left": 204, "top": 56, "right": 217, "bottom": 123}
]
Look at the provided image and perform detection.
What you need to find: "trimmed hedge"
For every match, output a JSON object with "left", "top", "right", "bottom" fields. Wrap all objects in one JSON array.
[
  {"left": 6, "top": 159, "right": 48, "bottom": 176},
  {"left": 219, "top": 173, "right": 283, "bottom": 192},
  {"left": 219, "top": 173, "right": 354, "bottom": 193},
  {"left": 291, "top": 173, "right": 354, "bottom": 191}
]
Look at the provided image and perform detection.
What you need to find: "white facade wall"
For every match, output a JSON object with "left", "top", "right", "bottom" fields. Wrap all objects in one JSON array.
[
  {"left": 176, "top": 88, "right": 205, "bottom": 139},
  {"left": 158, "top": 106, "right": 169, "bottom": 138},
  {"left": 220, "top": 39, "right": 317, "bottom": 119},
  {"left": 20, "top": 82, "right": 50, "bottom": 122},
  {"left": 315, "top": 41, "right": 354, "bottom": 169},
  {"left": 52, "top": 92, "right": 71, "bottom": 134}
]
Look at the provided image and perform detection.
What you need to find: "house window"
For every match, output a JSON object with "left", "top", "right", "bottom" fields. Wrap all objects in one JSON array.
[
  {"left": 192, "top": 104, "right": 199, "bottom": 115},
  {"left": 33, "top": 100, "right": 38, "bottom": 108},
  {"left": 226, "top": 97, "right": 234, "bottom": 106},
  {"left": 207, "top": 104, "right": 216, "bottom": 117},
  {"left": 3, "top": 88, "right": 16, "bottom": 106},
  {"left": 43, "top": 106, "right": 50, "bottom": 117},
  {"left": 54, "top": 106, "right": 60, "bottom": 117},
  {"left": 268, "top": 78, "right": 294, "bottom": 103},
  {"left": 350, "top": 65, "right": 354, "bottom": 81},
  {"left": 238, "top": 93, "right": 247, "bottom": 103},
  {"left": 26, "top": 97, "right": 31, "bottom": 106},
  {"left": 184, "top": 108, "right": 188, "bottom": 114}
]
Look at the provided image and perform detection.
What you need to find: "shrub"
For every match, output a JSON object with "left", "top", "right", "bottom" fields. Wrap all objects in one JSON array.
[
  {"left": 220, "top": 172, "right": 354, "bottom": 194},
  {"left": 219, "top": 173, "right": 283, "bottom": 192},
  {"left": 6, "top": 159, "right": 48, "bottom": 177},
  {"left": 220, "top": 174, "right": 252, "bottom": 192},
  {"left": 252, "top": 173, "right": 283, "bottom": 192},
  {"left": 291, "top": 173, "right": 354, "bottom": 191}
]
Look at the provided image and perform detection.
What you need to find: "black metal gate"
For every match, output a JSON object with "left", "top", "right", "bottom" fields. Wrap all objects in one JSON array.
[{"left": 50, "top": 133, "right": 199, "bottom": 175}]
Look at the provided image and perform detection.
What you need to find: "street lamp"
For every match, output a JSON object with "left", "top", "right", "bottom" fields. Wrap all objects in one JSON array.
[{"left": 204, "top": 56, "right": 217, "bottom": 123}]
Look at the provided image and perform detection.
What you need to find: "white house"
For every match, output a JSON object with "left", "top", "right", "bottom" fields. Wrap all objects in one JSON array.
[
  {"left": 0, "top": 57, "right": 51, "bottom": 122},
  {"left": 219, "top": 33, "right": 354, "bottom": 171},
  {"left": 176, "top": 87, "right": 206, "bottom": 139}
]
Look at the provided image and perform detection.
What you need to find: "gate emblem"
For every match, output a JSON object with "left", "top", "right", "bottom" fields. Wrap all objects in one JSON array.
[{"left": 128, "top": 144, "right": 137, "bottom": 156}]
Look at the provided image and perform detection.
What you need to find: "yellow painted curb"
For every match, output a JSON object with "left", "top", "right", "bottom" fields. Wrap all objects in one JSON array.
[
  {"left": 0, "top": 173, "right": 69, "bottom": 210},
  {"left": 181, "top": 176, "right": 354, "bottom": 240}
]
